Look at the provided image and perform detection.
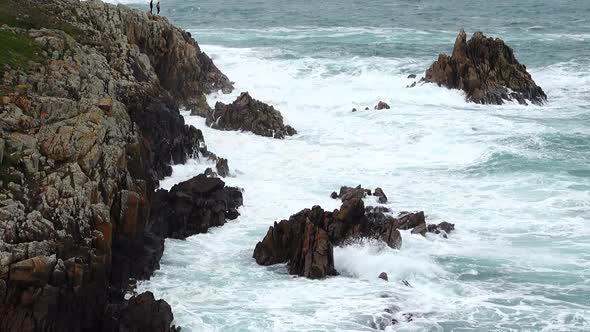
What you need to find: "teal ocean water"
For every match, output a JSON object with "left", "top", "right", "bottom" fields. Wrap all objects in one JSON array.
[{"left": 112, "top": 0, "right": 589, "bottom": 330}]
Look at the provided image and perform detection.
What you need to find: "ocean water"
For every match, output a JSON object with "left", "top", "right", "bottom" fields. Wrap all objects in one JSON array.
[{"left": 110, "top": 0, "right": 589, "bottom": 330}]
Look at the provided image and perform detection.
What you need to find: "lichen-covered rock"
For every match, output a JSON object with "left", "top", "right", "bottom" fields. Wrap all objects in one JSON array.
[
  {"left": 424, "top": 30, "right": 547, "bottom": 105},
  {"left": 206, "top": 92, "right": 297, "bottom": 139},
  {"left": 0, "top": 0, "right": 236, "bottom": 330}
]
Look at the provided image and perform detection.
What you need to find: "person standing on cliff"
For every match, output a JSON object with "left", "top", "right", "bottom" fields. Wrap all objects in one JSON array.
[
  {"left": 149, "top": 0, "right": 153, "bottom": 14},
  {"left": 156, "top": 1, "right": 160, "bottom": 14}
]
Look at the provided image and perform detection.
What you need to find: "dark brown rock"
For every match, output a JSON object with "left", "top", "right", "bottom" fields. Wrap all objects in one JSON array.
[
  {"left": 374, "top": 101, "right": 390, "bottom": 110},
  {"left": 150, "top": 174, "right": 243, "bottom": 239},
  {"left": 206, "top": 92, "right": 297, "bottom": 139},
  {"left": 378, "top": 272, "right": 388, "bottom": 281},
  {"left": 373, "top": 187, "right": 388, "bottom": 204},
  {"left": 424, "top": 30, "right": 547, "bottom": 105},
  {"left": 427, "top": 221, "right": 455, "bottom": 237},
  {"left": 253, "top": 199, "right": 413, "bottom": 279},
  {"left": 335, "top": 185, "right": 367, "bottom": 202}
]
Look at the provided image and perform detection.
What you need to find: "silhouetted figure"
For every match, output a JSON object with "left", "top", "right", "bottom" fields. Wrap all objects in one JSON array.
[
  {"left": 149, "top": 0, "right": 153, "bottom": 14},
  {"left": 156, "top": 1, "right": 160, "bottom": 14}
]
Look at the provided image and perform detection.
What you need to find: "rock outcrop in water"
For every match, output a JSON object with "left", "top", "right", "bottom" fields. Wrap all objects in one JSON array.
[
  {"left": 0, "top": 0, "right": 237, "bottom": 330},
  {"left": 331, "top": 185, "right": 387, "bottom": 203},
  {"left": 254, "top": 187, "right": 455, "bottom": 279},
  {"left": 151, "top": 174, "right": 243, "bottom": 239},
  {"left": 424, "top": 30, "right": 547, "bottom": 105},
  {"left": 205, "top": 92, "right": 297, "bottom": 139}
]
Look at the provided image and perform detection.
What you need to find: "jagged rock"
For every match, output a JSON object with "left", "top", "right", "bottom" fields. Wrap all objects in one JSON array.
[
  {"left": 253, "top": 206, "right": 337, "bottom": 279},
  {"left": 115, "top": 291, "right": 178, "bottom": 332},
  {"left": 424, "top": 30, "right": 547, "bottom": 105},
  {"left": 206, "top": 92, "right": 297, "bottom": 139},
  {"left": 396, "top": 211, "right": 427, "bottom": 235},
  {"left": 150, "top": 174, "right": 243, "bottom": 239},
  {"left": 253, "top": 198, "right": 426, "bottom": 279},
  {"left": 216, "top": 158, "right": 229, "bottom": 177},
  {"left": 333, "top": 185, "right": 367, "bottom": 202},
  {"left": 204, "top": 167, "right": 218, "bottom": 177},
  {"left": 0, "top": 0, "right": 236, "bottom": 330},
  {"left": 374, "top": 187, "right": 388, "bottom": 204},
  {"left": 378, "top": 272, "right": 388, "bottom": 281},
  {"left": 427, "top": 221, "right": 455, "bottom": 237},
  {"left": 407, "top": 74, "right": 417, "bottom": 79},
  {"left": 374, "top": 101, "right": 390, "bottom": 110}
]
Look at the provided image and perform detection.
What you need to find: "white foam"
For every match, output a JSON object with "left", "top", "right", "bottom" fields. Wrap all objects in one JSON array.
[{"left": 137, "top": 43, "right": 590, "bottom": 331}]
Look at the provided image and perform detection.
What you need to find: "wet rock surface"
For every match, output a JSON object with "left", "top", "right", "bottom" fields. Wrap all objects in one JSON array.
[
  {"left": 0, "top": 0, "right": 236, "bottom": 330},
  {"left": 151, "top": 174, "right": 243, "bottom": 240},
  {"left": 424, "top": 30, "right": 547, "bottom": 105},
  {"left": 374, "top": 101, "right": 390, "bottom": 110},
  {"left": 206, "top": 92, "right": 297, "bottom": 139},
  {"left": 255, "top": 187, "right": 455, "bottom": 279}
]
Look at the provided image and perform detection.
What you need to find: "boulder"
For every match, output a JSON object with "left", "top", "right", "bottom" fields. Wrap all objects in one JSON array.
[
  {"left": 215, "top": 158, "right": 229, "bottom": 177},
  {"left": 373, "top": 187, "right": 388, "bottom": 204},
  {"left": 427, "top": 221, "right": 455, "bottom": 237},
  {"left": 424, "top": 30, "right": 547, "bottom": 105},
  {"left": 116, "top": 291, "right": 179, "bottom": 332},
  {"left": 333, "top": 185, "right": 368, "bottom": 202},
  {"left": 374, "top": 101, "right": 390, "bottom": 110},
  {"left": 378, "top": 272, "right": 388, "bottom": 281},
  {"left": 206, "top": 92, "right": 297, "bottom": 139},
  {"left": 150, "top": 174, "right": 243, "bottom": 239}
]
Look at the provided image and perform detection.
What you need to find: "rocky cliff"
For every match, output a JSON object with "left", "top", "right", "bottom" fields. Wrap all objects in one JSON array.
[{"left": 0, "top": 0, "right": 236, "bottom": 330}]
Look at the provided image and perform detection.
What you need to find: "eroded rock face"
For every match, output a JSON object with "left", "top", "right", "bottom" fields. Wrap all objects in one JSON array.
[
  {"left": 0, "top": 0, "right": 235, "bottom": 330},
  {"left": 253, "top": 206, "right": 337, "bottom": 279},
  {"left": 424, "top": 30, "right": 547, "bottom": 105},
  {"left": 206, "top": 92, "right": 297, "bottom": 139}
]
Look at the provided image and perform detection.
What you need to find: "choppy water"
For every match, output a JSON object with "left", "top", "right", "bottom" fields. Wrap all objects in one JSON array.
[{"left": 109, "top": 0, "right": 589, "bottom": 330}]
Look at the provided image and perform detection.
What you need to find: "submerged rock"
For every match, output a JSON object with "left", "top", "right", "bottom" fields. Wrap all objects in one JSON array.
[
  {"left": 424, "top": 30, "right": 547, "bottom": 105},
  {"left": 206, "top": 92, "right": 297, "bottom": 139}
]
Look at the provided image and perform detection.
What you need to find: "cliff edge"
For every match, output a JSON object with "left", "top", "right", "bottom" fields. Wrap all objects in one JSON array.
[{"left": 0, "top": 0, "right": 234, "bottom": 330}]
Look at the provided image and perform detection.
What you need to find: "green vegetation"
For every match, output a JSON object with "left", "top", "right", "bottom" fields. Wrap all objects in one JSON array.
[
  {"left": 0, "top": 0, "right": 81, "bottom": 37},
  {"left": 0, "top": 29, "right": 44, "bottom": 73}
]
